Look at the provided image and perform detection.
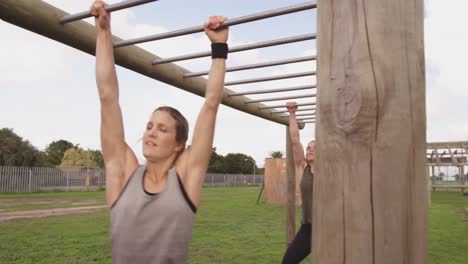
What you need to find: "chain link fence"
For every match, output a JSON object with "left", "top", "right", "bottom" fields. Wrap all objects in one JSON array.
[{"left": 0, "top": 166, "right": 263, "bottom": 193}]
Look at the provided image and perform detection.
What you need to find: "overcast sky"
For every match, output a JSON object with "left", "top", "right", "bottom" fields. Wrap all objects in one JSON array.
[{"left": 1, "top": 0, "right": 467, "bottom": 167}]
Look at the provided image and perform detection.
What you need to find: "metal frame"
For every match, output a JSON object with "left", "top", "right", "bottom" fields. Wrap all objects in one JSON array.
[
  {"left": 229, "top": 85, "right": 315, "bottom": 96},
  {"left": 259, "top": 102, "right": 316, "bottom": 110},
  {"left": 0, "top": 0, "right": 310, "bottom": 128},
  {"left": 281, "top": 112, "right": 316, "bottom": 118},
  {"left": 152, "top": 34, "right": 316, "bottom": 65},
  {"left": 297, "top": 118, "right": 315, "bottom": 122},
  {"left": 184, "top": 55, "right": 316, "bottom": 78},
  {"left": 271, "top": 107, "right": 316, "bottom": 114},
  {"left": 114, "top": 1, "right": 317, "bottom": 47},
  {"left": 245, "top": 93, "right": 316, "bottom": 104},
  {"left": 225, "top": 71, "right": 316, "bottom": 86}
]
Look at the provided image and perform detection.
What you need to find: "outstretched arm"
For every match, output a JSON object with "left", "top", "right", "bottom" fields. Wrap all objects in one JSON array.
[
  {"left": 91, "top": 0, "right": 137, "bottom": 207},
  {"left": 177, "top": 16, "right": 228, "bottom": 207},
  {"left": 286, "top": 102, "right": 306, "bottom": 167}
]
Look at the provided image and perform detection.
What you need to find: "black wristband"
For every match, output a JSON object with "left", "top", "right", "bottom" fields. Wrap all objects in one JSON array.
[{"left": 211, "top": 43, "right": 228, "bottom": 59}]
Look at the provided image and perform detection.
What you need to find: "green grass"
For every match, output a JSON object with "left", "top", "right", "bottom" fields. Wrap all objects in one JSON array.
[
  {"left": 0, "top": 191, "right": 105, "bottom": 212},
  {"left": 429, "top": 192, "right": 468, "bottom": 264},
  {"left": 0, "top": 188, "right": 466, "bottom": 264}
]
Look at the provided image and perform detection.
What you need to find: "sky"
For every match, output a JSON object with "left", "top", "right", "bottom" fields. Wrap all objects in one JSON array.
[{"left": 0, "top": 0, "right": 467, "bottom": 168}]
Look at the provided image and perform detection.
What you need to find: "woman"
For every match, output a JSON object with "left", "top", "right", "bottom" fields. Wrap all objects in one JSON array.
[
  {"left": 90, "top": 1, "right": 229, "bottom": 263},
  {"left": 281, "top": 102, "right": 315, "bottom": 264}
]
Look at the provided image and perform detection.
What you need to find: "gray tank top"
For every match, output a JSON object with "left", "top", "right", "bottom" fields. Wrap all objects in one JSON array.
[
  {"left": 111, "top": 165, "right": 196, "bottom": 264},
  {"left": 300, "top": 164, "right": 313, "bottom": 224}
]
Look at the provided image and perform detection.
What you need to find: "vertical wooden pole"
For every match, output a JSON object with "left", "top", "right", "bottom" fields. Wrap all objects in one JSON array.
[
  {"left": 286, "top": 128, "right": 296, "bottom": 246},
  {"left": 314, "top": 0, "right": 428, "bottom": 263}
]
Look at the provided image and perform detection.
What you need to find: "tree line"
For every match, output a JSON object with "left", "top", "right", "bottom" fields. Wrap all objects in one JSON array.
[
  {"left": 0, "top": 128, "right": 286, "bottom": 174},
  {"left": 0, "top": 128, "right": 103, "bottom": 168}
]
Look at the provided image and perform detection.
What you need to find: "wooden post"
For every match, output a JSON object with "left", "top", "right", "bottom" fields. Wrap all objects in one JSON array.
[
  {"left": 314, "top": 0, "right": 428, "bottom": 263},
  {"left": 286, "top": 128, "right": 296, "bottom": 246}
]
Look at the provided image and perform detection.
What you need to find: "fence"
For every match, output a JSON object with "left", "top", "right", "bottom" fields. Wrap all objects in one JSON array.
[{"left": 0, "top": 166, "right": 263, "bottom": 193}]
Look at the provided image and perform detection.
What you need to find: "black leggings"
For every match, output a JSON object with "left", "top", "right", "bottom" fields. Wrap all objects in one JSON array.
[{"left": 281, "top": 224, "right": 311, "bottom": 264}]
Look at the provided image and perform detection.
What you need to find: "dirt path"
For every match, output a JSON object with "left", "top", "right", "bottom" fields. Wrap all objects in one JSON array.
[{"left": 0, "top": 205, "right": 108, "bottom": 223}]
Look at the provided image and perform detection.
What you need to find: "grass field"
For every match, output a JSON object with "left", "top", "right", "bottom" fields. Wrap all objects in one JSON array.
[{"left": 0, "top": 187, "right": 466, "bottom": 263}]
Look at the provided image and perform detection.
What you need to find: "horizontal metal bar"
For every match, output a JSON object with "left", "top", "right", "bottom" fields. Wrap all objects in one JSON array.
[
  {"left": 114, "top": 1, "right": 317, "bottom": 48},
  {"left": 225, "top": 71, "right": 316, "bottom": 86},
  {"left": 301, "top": 121, "right": 315, "bottom": 124},
  {"left": 184, "top": 55, "right": 316, "bottom": 78},
  {"left": 259, "top": 102, "right": 316, "bottom": 110},
  {"left": 59, "top": 0, "right": 158, "bottom": 24},
  {"left": 283, "top": 116, "right": 316, "bottom": 120},
  {"left": 152, "top": 34, "right": 316, "bottom": 65},
  {"left": 297, "top": 118, "right": 316, "bottom": 122},
  {"left": 271, "top": 107, "right": 316, "bottom": 114},
  {"left": 281, "top": 112, "right": 316, "bottom": 117},
  {"left": 246, "top": 93, "right": 316, "bottom": 104},
  {"left": 229, "top": 85, "right": 315, "bottom": 96}
]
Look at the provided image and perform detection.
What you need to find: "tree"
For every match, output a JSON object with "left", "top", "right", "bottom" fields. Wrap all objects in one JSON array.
[
  {"left": 208, "top": 147, "right": 225, "bottom": 173},
  {"left": 224, "top": 153, "right": 255, "bottom": 174},
  {"left": 60, "top": 147, "right": 100, "bottom": 167},
  {"left": 92, "top": 150, "right": 104, "bottom": 168},
  {"left": 269, "top": 151, "right": 284, "bottom": 158},
  {"left": 44, "top": 139, "right": 75, "bottom": 166},
  {"left": 0, "top": 128, "right": 47, "bottom": 166}
]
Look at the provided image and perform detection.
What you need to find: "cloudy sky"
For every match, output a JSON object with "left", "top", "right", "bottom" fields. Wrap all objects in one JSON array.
[{"left": 0, "top": 0, "right": 466, "bottom": 167}]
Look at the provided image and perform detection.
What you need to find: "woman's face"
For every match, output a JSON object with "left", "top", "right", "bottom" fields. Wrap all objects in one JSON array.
[
  {"left": 142, "top": 110, "right": 183, "bottom": 162},
  {"left": 306, "top": 141, "right": 315, "bottom": 163}
]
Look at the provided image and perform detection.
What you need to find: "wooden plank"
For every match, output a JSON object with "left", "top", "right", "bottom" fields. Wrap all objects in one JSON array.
[
  {"left": 314, "top": 0, "right": 427, "bottom": 263},
  {"left": 264, "top": 158, "right": 285, "bottom": 204}
]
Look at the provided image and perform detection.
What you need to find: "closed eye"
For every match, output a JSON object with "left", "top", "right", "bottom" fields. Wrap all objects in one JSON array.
[{"left": 146, "top": 122, "right": 153, "bottom": 130}]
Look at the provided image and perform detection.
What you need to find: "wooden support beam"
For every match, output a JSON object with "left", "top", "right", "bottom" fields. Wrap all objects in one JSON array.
[{"left": 314, "top": 0, "right": 427, "bottom": 263}]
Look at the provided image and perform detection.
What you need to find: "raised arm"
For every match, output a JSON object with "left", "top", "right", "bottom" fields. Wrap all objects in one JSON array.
[
  {"left": 177, "top": 16, "right": 228, "bottom": 207},
  {"left": 286, "top": 102, "right": 306, "bottom": 167},
  {"left": 91, "top": 1, "right": 138, "bottom": 206}
]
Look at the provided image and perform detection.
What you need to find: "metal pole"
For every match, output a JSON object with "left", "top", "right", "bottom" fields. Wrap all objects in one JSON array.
[
  {"left": 259, "top": 102, "right": 316, "bottom": 110},
  {"left": 245, "top": 93, "right": 316, "bottom": 104},
  {"left": 60, "top": 0, "right": 159, "bottom": 24},
  {"left": 229, "top": 85, "right": 316, "bottom": 97},
  {"left": 225, "top": 71, "right": 316, "bottom": 86},
  {"left": 28, "top": 169, "right": 32, "bottom": 193},
  {"left": 281, "top": 112, "right": 316, "bottom": 117},
  {"left": 284, "top": 116, "right": 316, "bottom": 120},
  {"left": 253, "top": 161, "right": 256, "bottom": 185},
  {"left": 114, "top": 2, "right": 317, "bottom": 48},
  {"left": 297, "top": 118, "right": 316, "bottom": 122},
  {"left": 271, "top": 107, "right": 316, "bottom": 114},
  {"left": 184, "top": 55, "right": 317, "bottom": 78},
  {"left": 152, "top": 34, "right": 316, "bottom": 65}
]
